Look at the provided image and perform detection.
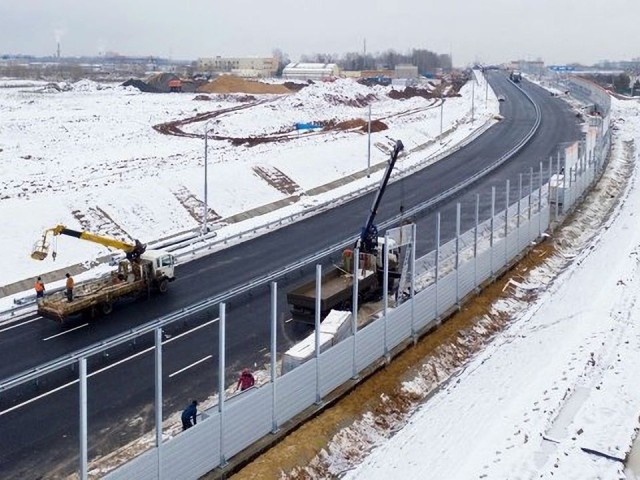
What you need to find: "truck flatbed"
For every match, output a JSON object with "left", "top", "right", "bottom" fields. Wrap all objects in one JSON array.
[
  {"left": 287, "top": 266, "right": 376, "bottom": 318},
  {"left": 38, "top": 271, "right": 149, "bottom": 322}
]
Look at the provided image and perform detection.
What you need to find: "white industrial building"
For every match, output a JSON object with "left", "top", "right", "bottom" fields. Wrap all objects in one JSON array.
[
  {"left": 394, "top": 64, "right": 419, "bottom": 79},
  {"left": 197, "top": 56, "right": 278, "bottom": 78},
  {"left": 282, "top": 63, "right": 340, "bottom": 81}
]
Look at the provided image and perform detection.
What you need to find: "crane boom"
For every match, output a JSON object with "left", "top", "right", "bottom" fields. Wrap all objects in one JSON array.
[
  {"left": 31, "top": 225, "right": 146, "bottom": 261},
  {"left": 357, "top": 140, "right": 404, "bottom": 253}
]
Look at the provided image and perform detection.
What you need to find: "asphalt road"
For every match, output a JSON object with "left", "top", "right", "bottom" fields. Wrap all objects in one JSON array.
[{"left": 0, "top": 72, "right": 582, "bottom": 478}]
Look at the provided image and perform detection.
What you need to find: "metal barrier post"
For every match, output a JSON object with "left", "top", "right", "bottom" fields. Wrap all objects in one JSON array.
[
  {"left": 571, "top": 166, "right": 575, "bottom": 206},
  {"left": 410, "top": 225, "right": 417, "bottom": 340},
  {"left": 383, "top": 233, "right": 390, "bottom": 357},
  {"left": 548, "top": 157, "right": 553, "bottom": 220},
  {"left": 490, "top": 186, "right": 495, "bottom": 275},
  {"left": 518, "top": 174, "right": 522, "bottom": 246},
  {"left": 505, "top": 179, "right": 509, "bottom": 263},
  {"left": 79, "top": 357, "right": 88, "bottom": 480},
  {"left": 455, "top": 202, "right": 460, "bottom": 305},
  {"left": 270, "top": 282, "right": 278, "bottom": 434},
  {"left": 155, "top": 328, "right": 163, "bottom": 478},
  {"left": 435, "top": 212, "right": 441, "bottom": 320},
  {"left": 352, "top": 248, "right": 360, "bottom": 378},
  {"left": 528, "top": 167, "right": 533, "bottom": 221},
  {"left": 562, "top": 159, "right": 567, "bottom": 210},
  {"left": 539, "top": 162, "right": 543, "bottom": 235},
  {"left": 218, "top": 302, "right": 227, "bottom": 467},
  {"left": 315, "top": 265, "right": 322, "bottom": 404},
  {"left": 474, "top": 194, "right": 479, "bottom": 288},
  {"left": 555, "top": 152, "right": 561, "bottom": 218}
]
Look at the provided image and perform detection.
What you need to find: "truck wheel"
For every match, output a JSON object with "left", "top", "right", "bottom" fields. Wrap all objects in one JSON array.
[
  {"left": 158, "top": 279, "right": 169, "bottom": 294},
  {"left": 101, "top": 302, "right": 113, "bottom": 315}
]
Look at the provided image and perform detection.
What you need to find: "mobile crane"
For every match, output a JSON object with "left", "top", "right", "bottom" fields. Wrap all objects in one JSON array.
[
  {"left": 287, "top": 140, "right": 405, "bottom": 320},
  {"left": 31, "top": 225, "right": 176, "bottom": 322}
]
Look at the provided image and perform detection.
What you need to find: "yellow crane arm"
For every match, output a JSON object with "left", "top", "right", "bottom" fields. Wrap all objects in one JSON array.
[{"left": 31, "top": 225, "right": 146, "bottom": 261}]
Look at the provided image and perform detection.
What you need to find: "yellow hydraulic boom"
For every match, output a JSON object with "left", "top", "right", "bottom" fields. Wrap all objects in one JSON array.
[{"left": 31, "top": 224, "right": 146, "bottom": 261}]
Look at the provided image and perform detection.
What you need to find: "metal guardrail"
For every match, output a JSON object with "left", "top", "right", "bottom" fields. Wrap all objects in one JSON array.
[{"left": 0, "top": 77, "right": 541, "bottom": 393}]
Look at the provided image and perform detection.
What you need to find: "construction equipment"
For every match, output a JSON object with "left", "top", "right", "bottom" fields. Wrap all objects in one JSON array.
[
  {"left": 31, "top": 225, "right": 176, "bottom": 322},
  {"left": 31, "top": 225, "right": 146, "bottom": 262},
  {"left": 287, "top": 140, "right": 405, "bottom": 320}
]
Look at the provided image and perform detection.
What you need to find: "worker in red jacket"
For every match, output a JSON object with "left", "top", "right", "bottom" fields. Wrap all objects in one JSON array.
[
  {"left": 34, "top": 277, "right": 45, "bottom": 301},
  {"left": 236, "top": 368, "right": 255, "bottom": 392}
]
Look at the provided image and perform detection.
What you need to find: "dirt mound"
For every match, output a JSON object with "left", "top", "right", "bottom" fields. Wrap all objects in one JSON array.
[
  {"left": 193, "top": 94, "right": 212, "bottom": 101},
  {"left": 146, "top": 73, "right": 180, "bottom": 93},
  {"left": 283, "top": 81, "right": 309, "bottom": 92},
  {"left": 121, "top": 79, "right": 159, "bottom": 93},
  {"left": 388, "top": 86, "right": 436, "bottom": 100},
  {"left": 197, "top": 75, "right": 292, "bottom": 95}
]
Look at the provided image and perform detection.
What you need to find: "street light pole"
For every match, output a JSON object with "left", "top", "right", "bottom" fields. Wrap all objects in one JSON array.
[
  {"left": 440, "top": 97, "right": 444, "bottom": 139},
  {"left": 367, "top": 103, "right": 372, "bottom": 178},
  {"left": 471, "top": 73, "right": 475, "bottom": 123},
  {"left": 485, "top": 72, "right": 489, "bottom": 106},
  {"left": 202, "top": 121, "right": 213, "bottom": 235}
]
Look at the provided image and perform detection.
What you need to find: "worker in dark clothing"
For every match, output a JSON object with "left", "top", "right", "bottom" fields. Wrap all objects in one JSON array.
[
  {"left": 34, "top": 277, "right": 45, "bottom": 301},
  {"left": 65, "top": 273, "right": 74, "bottom": 302},
  {"left": 181, "top": 400, "right": 198, "bottom": 431},
  {"left": 236, "top": 368, "right": 255, "bottom": 392}
]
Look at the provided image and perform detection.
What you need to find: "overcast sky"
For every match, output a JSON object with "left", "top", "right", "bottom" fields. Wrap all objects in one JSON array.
[{"left": 1, "top": 0, "right": 638, "bottom": 66}]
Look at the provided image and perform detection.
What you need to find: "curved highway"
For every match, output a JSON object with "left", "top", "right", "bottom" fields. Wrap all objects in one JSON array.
[{"left": 0, "top": 72, "right": 582, "bottom": 478}]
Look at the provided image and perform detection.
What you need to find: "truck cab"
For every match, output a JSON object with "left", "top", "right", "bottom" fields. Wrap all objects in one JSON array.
[
  {"left": 140, "top": 250, "right": 177, "bottom": 280},
  {"left": 374, "top": 237, "right": 399, "bottom": 271}
]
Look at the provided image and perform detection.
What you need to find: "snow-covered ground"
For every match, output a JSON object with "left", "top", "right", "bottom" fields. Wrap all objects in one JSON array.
[
  {"left": 0, "top": 74, "right": 497, "bottom": 295},
  {"left": 291, "top": 97, "right": 640, "bottom": 479}
]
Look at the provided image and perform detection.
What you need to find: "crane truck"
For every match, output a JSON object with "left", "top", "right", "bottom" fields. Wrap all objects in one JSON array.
[
  {"left": 287, "top": 140, "right": 405, "bottom": 320},
  {"left": 31, "top": 225, "right": 176, "bottom": 322}
]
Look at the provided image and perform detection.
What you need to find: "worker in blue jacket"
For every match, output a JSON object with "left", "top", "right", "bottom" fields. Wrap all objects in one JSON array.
[{"left": 181, "top": 400, "right": 198, "bottom": 431}]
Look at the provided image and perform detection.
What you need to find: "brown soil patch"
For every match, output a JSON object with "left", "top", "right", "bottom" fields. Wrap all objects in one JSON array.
[
  {"left": 283, "top": 81, "right": 309, "bottom": 92},
  {"left": 324, "top": 118, "right": 388, "bottom": 133},
  {"left": 252, "top": 166, "right": 302, "bottom": 195},
  {"left": 173, "top": 186, "right": 221, "bottom": 223},
  {"left": 197, "top": 75, "right": 292, "bottom": 95},
  {"left": 388, "top": 86, "right": 437, "bottom": 100}
]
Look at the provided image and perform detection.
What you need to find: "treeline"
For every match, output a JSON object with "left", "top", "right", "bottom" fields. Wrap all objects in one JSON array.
[{"left": 273, "top": 48, "right": 452, "bottom": 75}]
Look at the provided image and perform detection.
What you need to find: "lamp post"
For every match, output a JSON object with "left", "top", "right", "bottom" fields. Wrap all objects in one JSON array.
[
  {"left": 367, "top": 103, "right": 372, "bottom": 178},
  {"left": 202, "top": 121, "right": 214, "bottom": 235},
  {"left": 471, "top": 72, "right": 475, "bottom": 123},
  {"left": 485, "top": 71, "right": 489, "bottom": 106},
  {"left": 439, "top": 97, "right": 444, "bottom": 140}
]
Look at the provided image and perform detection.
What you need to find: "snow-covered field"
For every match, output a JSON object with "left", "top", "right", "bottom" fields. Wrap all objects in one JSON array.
[
  {"left": 0, "top": 74, "right": 497, "bottom": 294},
  {"left": 286, "top": 97, "right": 640, "bottom": 479}
]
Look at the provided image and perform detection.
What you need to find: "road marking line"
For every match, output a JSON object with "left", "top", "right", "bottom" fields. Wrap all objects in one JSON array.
[
  {"left": 1, "top": 319, "right": 218, "bottom": 417},
  {"left": 0, "top": 347, "right": 154, "bottom": 417},
  {"left": 164, "top": 317, "right": 218, "bottom": 344},
  {"left": 42, "top": 323, "right": 88, "bottom": 341},
  {"left": 0, "top": 379, "right": 78, "bottom": 417},
  {"left": 169, "top": 355, "right": 213, "bottom": 378},
  {"left": 0, "top": 317, "right": 41, "bottom": 334}
]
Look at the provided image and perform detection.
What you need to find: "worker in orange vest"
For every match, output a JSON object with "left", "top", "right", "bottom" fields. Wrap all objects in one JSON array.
[
  {"left": 65, "top": 273, "right": 74, "bottom": 302},
  {"left": 34, "top": 277, "right": 45, "bottom": 302}
]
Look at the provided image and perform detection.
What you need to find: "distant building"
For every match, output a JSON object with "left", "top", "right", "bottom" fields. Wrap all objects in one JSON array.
[
  {"left": 394, "top": 64, "right": 419, "bottom": 79},
  {"left": 282, "top": 63, "right": 340, "bottom": 81},
  {"left": 198, "top": 57, "right": 277, "bottom": 77}
]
